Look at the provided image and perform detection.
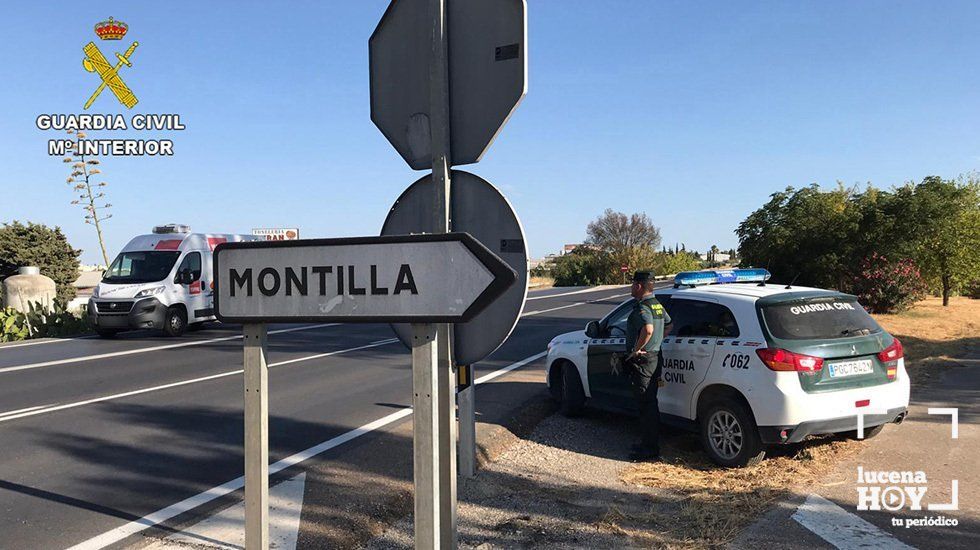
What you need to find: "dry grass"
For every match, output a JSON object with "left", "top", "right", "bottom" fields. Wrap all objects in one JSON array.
[
  {"left": 615, "top": 297, "right": 979, "bottom": 548},
  {"left": 529, "top": 276, "right": 554, "bottom": 289},
  {"left": 618, "top": 436, "right": 861, "bottom": 548},
  {"left": 873, "top": 297, "right": 979, "bottom": 381}
]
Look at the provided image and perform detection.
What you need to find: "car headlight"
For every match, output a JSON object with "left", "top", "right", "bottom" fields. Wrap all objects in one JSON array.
[
  {"left": 135, "top": 286, "right": 166, "bottom": 298},
  {"left": 91, "top": 286, "right": 100, "bottom": 298}
]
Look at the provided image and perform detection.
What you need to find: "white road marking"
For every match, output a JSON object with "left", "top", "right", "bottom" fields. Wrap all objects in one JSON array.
[
  {"left": 66, "top": 350, "right": 547, "bottom": 550},
  {"left": 0, "top": 324, "right": 338, "bottom": 375},
  {"left": 271, "top": 339, "right": 399, "bottom": 368},
  {"left": 142, "top": 473, "right": 306, "bottom": 550},
  {"left": 525, "top": 286, "right": 626, "bottom": 301},
  {"left": 791, "top": 493, "right": 916, "bottom": 549},
  {"left": 522, "top": 293, "right": 629, "bottom": 316},
  {"left": 0, "top": 339, "right": 399, "bottom": 424},
  {"left": 475, "top": 351, "right": 547, "bottom": 384},
  {"left": 0, "top": 336, "right": 96, "bottom": 350},
  {"left": 0, "top": 404, "right": 54, "bottom": 418}
]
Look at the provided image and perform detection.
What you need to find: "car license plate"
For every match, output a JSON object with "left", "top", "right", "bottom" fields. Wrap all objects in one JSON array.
[{"left": 828, "top": 359, "right": 874, "bottom": 378}]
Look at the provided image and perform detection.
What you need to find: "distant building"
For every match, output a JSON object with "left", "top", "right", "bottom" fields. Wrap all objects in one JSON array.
[{"left": 562, "top": 244, "right": 581, "bottom": 255}]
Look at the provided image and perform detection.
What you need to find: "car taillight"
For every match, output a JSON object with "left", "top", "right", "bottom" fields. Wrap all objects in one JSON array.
[
  {"left": 878, "top": 337, "right": 902, "bottom": 381},
  {"left": 756, "top": 348, "right": 823, "bottom": 375}
]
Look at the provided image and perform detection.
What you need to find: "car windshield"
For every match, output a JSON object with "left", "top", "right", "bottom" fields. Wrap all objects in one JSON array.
[
  {"left": 761, "top": 296, "right": 883, "bottom": 340},
  {"left": 102, "top": 251, "right": 181, "bottom": 284}
]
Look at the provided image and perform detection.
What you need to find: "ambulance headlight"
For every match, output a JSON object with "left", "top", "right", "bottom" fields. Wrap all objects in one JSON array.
[{"left": 135, "top": 286, "right": 166, "bottom": 298}]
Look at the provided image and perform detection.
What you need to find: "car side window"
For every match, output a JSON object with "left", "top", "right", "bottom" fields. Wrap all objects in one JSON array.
[
  {"left": 669, "top": 299, "right": 740, "bottom": 338},
  {"left": 601, "top": 300, "right": 635, "bottom": 337},
  {"left": 176, "top": 252, "right": 202, "bottom": 282}
]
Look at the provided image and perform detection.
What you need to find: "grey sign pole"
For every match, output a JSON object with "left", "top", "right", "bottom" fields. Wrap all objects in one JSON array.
[
  {"left": 458, "top": 366, "right": 476, "bottom": 478},
  {"left": 427, "top": 0, "right": 457, "bottom": 548},
  {"left": 243, "top": 323, "right": 269, "bottom": 550},
  {"left": 412, "top": 323, "right": 441, "bottom": 549}
]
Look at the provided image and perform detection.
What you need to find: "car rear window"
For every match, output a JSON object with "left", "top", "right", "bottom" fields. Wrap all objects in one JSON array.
[{"left": 761, "top": 297, "right": 882, "bottom": 340}]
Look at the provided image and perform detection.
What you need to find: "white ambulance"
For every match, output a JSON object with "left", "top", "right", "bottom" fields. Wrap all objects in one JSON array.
[{"left": 88, "top": 224, "right": 260, "bottom": 337}]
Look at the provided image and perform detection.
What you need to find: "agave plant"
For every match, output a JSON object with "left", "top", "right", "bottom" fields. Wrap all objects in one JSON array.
[{"left": 63, "top": 130, "right": 112, "bottom": 267}]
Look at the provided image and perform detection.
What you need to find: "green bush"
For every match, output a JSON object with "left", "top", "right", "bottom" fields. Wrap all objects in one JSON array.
[
  {"left": 550, "top": 249, "right": 618, "bottom": 286},
  {"left": 0, "top": 301, "right": 90, "bottom": 341},
  {"left": 0, "top": 308, "right": 30, "bottom": 342},
  {"left": 650, "top": 252, "right": 704, "bottom": 276},
  {"left": 0, "top": 221, "right": 82, "bottom": 305}
]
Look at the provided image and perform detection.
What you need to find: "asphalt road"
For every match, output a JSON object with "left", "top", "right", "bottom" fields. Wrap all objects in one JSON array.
[{"left": 0, "top": 285, "right": 632, "bottom": 549}]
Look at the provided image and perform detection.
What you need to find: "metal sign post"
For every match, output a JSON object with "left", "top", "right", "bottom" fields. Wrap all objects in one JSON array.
[
  {"left": 243, "top": 323, "right": 269, "bottom": 550},
  {"left": 411, "top": 322, "right": 441, "bottom": 549},
  {"left": 370, "top": 0, "right": 527, "bottom": 546},
  {"left": 457, "top": 365, "right": 476, "bottom": 478},
  {"left": 429, "top": 0, "right": 457, "bottom": 546}
]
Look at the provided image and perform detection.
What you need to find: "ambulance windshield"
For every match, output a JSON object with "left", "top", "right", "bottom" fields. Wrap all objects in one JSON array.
[{"left": 103, "top": 251, "right": 181, "bottom": 284}]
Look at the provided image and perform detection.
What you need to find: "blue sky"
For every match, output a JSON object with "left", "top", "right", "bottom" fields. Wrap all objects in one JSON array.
[{"left": 2, "top": 1, "right": 979, "bottom": 264}]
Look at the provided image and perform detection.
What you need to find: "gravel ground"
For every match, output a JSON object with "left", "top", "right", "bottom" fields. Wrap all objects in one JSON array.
[{"left": 365, "top": 409, "right": 682, "bottom": 549}]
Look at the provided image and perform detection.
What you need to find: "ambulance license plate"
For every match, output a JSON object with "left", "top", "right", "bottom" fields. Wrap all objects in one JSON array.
[{"left": 828, "top": 359, "right": 874, "bottom": 378}]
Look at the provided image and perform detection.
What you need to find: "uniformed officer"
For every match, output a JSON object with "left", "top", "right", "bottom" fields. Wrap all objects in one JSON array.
[{"left": 625, "top": 270, "right": 671, "bottom": 461}]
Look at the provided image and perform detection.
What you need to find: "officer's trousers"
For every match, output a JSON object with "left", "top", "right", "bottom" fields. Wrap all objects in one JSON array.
[{"left": 626, "top": 352, "right": 661, "bottom": 454}]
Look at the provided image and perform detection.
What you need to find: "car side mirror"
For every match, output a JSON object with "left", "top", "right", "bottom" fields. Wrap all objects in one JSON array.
[
  {"left": 175, "top": 270, "right": 190, "bottom": 285},
  {"left": 585, "top": 320, "right": 601, "bottom": 338}
]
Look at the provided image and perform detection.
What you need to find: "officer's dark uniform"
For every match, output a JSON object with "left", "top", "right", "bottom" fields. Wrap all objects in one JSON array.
[{"left": 625, "top": 272, "right": 671, "bottom": 458}]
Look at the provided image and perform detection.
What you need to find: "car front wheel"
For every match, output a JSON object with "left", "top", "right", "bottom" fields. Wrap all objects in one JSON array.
[
  {"left": 700, "top": 399, "right": 765, "bottom": 467},
  {"left": 163, "top": 307, "right": 187, "bottom": 337}
]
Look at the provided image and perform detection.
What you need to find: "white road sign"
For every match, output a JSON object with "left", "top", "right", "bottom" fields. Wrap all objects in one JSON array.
[
  {"left": 213, "top": 233, "right": 516, "bottom": 323},
  {"left": 369, "top": 0, "right": 527, "bottom": 169}
]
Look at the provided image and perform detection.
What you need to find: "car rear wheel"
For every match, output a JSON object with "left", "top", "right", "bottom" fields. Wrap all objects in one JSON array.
[
  {"left": 700, "top": 399, "right": 765, "bottom": 467},
  {"left": 163, "top": 307, "right": 187, "bottom": 337},
  {"left": 559, "top": 363, "right": 586, "bottom": 417}
]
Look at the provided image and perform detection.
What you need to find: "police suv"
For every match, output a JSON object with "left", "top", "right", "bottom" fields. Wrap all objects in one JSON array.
[{"left": 545, "top": 269, "right": 910, "bottom": 467}]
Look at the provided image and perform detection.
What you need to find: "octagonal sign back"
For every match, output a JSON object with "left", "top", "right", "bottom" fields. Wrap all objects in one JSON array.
[{"left": 369, "top": 0, "right": 527, "bottom": 170}]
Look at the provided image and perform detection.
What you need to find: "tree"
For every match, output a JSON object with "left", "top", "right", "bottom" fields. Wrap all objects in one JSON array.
[
  {"left": 585, "top": 209, "right": 662, "bottom": 273},
  {"left": 0, "top": 221, "right": 81, "bottom": 304},
  {"left": 63, "top": 130, "right": 112, "bottom": 267},
  {"left": 736, "top": 184, "right": 861, "bottom": 289},
  {"left": 736, "top": 177, "right": 980, "bottom": 309},
  {"left": 895, "top": 176, "right": 980, "bottom": 305}
]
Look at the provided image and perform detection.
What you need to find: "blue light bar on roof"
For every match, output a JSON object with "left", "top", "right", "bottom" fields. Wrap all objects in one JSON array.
[{"left": 674, "top": 268, "right": 771, "bottom": 286}]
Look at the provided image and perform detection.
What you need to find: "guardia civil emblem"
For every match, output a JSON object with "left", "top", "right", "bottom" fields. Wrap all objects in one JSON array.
[{"left": 82, "top": 17, "right": 139, "bottom": 109}]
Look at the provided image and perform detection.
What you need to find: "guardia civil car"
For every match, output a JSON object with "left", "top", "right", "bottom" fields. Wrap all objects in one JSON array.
[{"left": 545, "top": 269, "right": 910, "bottom": 467}]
